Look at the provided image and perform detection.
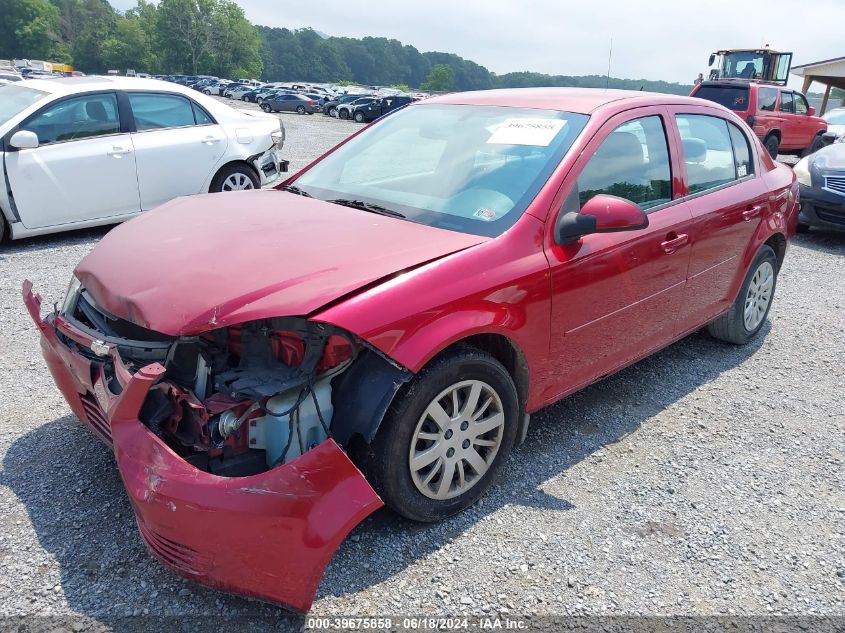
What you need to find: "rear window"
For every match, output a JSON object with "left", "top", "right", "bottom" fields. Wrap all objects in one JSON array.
[{"left": 694, "top": 85, "right": 750, "bottom": 112}]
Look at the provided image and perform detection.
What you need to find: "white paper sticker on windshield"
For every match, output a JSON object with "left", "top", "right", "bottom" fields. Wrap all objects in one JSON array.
[{"left": 487, "top": 118, "right": 566, "bottom": 146}]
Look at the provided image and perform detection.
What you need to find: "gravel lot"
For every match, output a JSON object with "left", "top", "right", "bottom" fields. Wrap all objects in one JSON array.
[{"left": 0, "top": 100, "right": 843, "bottom": 630}]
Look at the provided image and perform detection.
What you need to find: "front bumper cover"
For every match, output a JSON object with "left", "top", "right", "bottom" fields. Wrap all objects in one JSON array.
[
  {"left": 798, "top": 183, "right": 845, "bottom": 229},
  {"left": 23, "top": 281, "right": 383, "bottom": 612}
]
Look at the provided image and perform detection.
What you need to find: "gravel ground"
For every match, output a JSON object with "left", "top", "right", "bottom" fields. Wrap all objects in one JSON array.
[{"left": 0, "top": 101, "right": 843, "bottom": 630}]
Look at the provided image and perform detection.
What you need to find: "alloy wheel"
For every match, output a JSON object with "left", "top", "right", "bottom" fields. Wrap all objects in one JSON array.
[
  {"left": 221, "top": 172, "right": 255, "bottom": 191},
  {"left": 743, "top": 261, "right": 774, "bottom": 330},
  {"left": 409, "top": 380, "right": 505, "bottom": 500}
]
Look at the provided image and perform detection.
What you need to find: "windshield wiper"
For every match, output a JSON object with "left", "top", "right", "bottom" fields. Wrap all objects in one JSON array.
[
  {"left": 327, "top": 198, "right": 406, "bottom": 219},
  {"left": 281, "top": 184, "right": 312, "bottom": 197}
]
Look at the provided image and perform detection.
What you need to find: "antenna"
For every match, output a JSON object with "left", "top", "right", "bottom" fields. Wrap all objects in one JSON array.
[{"left": 606, "top": 37, "right": 613, "bottom": 89}]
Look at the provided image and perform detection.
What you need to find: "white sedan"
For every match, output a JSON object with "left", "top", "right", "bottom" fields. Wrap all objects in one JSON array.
[{"left": 0, "top": 77, "right": 285, "bottom": 241}]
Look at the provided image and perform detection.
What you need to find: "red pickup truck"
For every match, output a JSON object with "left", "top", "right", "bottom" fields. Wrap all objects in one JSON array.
[{"left": 691, "top": 80, "right": 827, "bottom": 158}]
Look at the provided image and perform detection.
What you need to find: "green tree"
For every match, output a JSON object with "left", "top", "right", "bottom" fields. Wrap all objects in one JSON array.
[
  {"left": 155, "top": 0, "right": 216, "bottom": 74},
  {"left": 101, "top": 14, "right": 153, "bottom": 72},
  {"left": 0, "top": 0, "right": 63, "bottom": 60},
  {"left": 421, "top": 64, "right": 453, "bottom": 92},
  {"left": 207, "top": 0, "right": 262, "bottom": 78},
  {"left": 68, "top": 0, "right": 118, "bottom": 72}
]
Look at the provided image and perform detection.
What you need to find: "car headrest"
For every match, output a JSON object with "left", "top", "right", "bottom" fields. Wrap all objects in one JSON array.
[
  {"left": 85, "top": 101, "right": 108, "bottom": 122},
  {"left": 596, "top": 131, "right": 644, "bottom": 163},
  {"left": 682, "top": 138, "right": 707, "bottom": 163}
]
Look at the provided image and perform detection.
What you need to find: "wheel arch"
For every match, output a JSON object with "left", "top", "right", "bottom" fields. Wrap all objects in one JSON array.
[
  {"left": 341, "top": 329, "right": 531, "bottom": 458},
  {"left": 764, "top": 129, "right": 781, "bottom": 142},
  {"left": 764, "top": 232, "right": 787, "bottom": 271},
  {"left": 453, "top": 333, "right": 529, "bottom": 415},
  {"left": 208, "top": 160, "right": 260, "bottom": 193}
]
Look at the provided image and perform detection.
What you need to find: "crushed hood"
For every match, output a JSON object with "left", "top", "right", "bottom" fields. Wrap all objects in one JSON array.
[{"left": 76, "top": 191, "right": 487, "bottom": 335}]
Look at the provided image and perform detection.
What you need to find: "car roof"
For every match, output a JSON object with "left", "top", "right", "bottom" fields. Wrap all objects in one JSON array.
[
  {"left": 423, "top": 87, "right": 710, "bottom": 115},
  {"left": 18, "top": 76, "right": 201, "bottom": 97}
]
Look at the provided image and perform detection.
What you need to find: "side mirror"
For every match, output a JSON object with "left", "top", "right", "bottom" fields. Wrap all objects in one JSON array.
[
  {"left": 9, "top": 130, "right": 39, "bottom": 150},
  {"left": 555, "top": 194, "right": 649, "bottom": 244},
  {"left": 808, "top": 106, "right": 816, "bottom": 116},
  {"left": 708, "top": 53, "right": 716, "bottom": 66}
]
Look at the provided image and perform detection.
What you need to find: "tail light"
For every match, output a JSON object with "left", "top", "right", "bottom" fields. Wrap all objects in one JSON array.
[{"left": 307, "top": 100, "right": 313, "bottom": 105}]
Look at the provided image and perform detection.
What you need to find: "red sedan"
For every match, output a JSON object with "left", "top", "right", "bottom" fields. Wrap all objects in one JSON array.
[{"left": 24, "top": 88, "right": 798, "bottom": 611}]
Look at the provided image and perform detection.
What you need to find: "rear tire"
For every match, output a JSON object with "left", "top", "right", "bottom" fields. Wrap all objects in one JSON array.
[
  {"left": 339, "top": 109, "right": 349, "bottom": 120},
  {"left": 209, "top": 164, "right": 260, "bottom": 193},
  {"left": 328, "top": 106, "right": 337, "bottom": 117},
  {"left": 363, "top": 348, "right": 519, "bottom": 523},
  {"left": 241, "top": 95, "right": 249, "bottom": 102},
  {"left": 353, "top": 111, "right": 366, "bottom": 123},
  {"left": 764, "top": 134, "right": 780, "bottom": 160},
  {"left": 260, "top": 103, "right": 272, "bottom": 113},
  {"left": 707, "top": 245, "right": 778, "bottom": 345}
]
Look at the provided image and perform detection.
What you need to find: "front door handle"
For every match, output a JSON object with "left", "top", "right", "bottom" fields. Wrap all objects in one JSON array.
[
  {"left": 107, "top": 146, "right": 132, "bottom": 157},
  {"left": 742, "top": 205, "right": 763, "bottom": 221},
  {"left": 661, "top": 233, "right": 689, "bottom": 254}
]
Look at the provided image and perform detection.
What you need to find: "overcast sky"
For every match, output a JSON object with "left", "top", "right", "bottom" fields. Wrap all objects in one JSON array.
[{"left": 112, "top": 0, "right": 844, "bottom": 89}]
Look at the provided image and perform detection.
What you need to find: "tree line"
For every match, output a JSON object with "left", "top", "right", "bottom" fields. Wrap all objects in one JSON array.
[{"left": 0, "top": 0, "right": 694, "bottom": 94}]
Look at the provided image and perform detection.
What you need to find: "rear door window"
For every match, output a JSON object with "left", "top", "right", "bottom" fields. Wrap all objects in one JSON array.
[
  {"left": 728, "top": 123, "right": 754, "bottom": 178},
  {"left": 757, "top": 87, "right": 778, "bottom": 112},
  {"left": 128, "top": 93, "right": 195, "bottom": 130},
  {"left": 676, "top": 114, "right": 738, "bottom": 193},
  {"left": 694, "top": 85, "right": 750, "bottom": 111}
]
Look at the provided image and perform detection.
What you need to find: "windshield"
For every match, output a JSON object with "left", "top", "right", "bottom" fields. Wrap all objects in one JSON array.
[
  {"left": 694, "top": 85, "right": 750, "bottom": 111},
  {"left": 824, "top": 110, "right": 845, "bottom": 125},
  {"left": 293, "top": 104, "right": 589, "bottom": 237},
  {"left": 0, "top": 84, "right": 47, "bottom": 128}
]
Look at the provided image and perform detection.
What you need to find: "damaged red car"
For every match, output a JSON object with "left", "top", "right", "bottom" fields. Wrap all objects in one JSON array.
[{"left": 24, "top": 88, "right": 799, "bottom": 611}]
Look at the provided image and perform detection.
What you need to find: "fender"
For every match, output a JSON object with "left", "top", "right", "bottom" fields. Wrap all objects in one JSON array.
[
  {"left": 724, "top": 166, "right": 797, "bottom": 305},
  {"left": 314, "top": 216, "right": 553, "bottom": 412}
]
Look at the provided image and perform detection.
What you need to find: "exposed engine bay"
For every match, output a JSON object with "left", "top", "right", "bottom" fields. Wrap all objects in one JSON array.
[{"left": 63, "top": 286, "right": 409, "bottom": 477}]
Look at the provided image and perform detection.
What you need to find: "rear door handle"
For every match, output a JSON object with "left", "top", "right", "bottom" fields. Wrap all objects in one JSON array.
[
  {"left": 201, "top": 136, "right": 222, "bottom": 145},
  {"left": 661, "top": 233, "right": 689, "bottom": 254},
  {"left": 107, "top": 146, "right": 132, "bottom": 157},
  {"left": 743, "top": 205, "right": 763, "bottom": 221}
]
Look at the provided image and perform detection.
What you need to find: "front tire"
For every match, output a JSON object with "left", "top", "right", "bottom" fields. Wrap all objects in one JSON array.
[
  {"left": 328, "top": 106, "right": 337, "bottom": 117},
  {"left": 364, "top": 349, "right": 519, "bottom": 522},
  {"left": 707, "top": 245, "right": 778, "bottom": 345},
  {"left": 339, "top": 109, "right": 349, "bottom": 120},
  {"left": 209, "top": 164, "right": 260, "bottom": 193},
  {"left": 353, "top": 111, "right": 366, "bottom": 123},
  {"left": 260, "top": 103, "right": 272, "bottom": 113},
  {"left": 241, "top": 95, "right": 249, "bottom": 102},
  {"left": 296, "top": 105, "right": 306, "bottom": 114}
]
